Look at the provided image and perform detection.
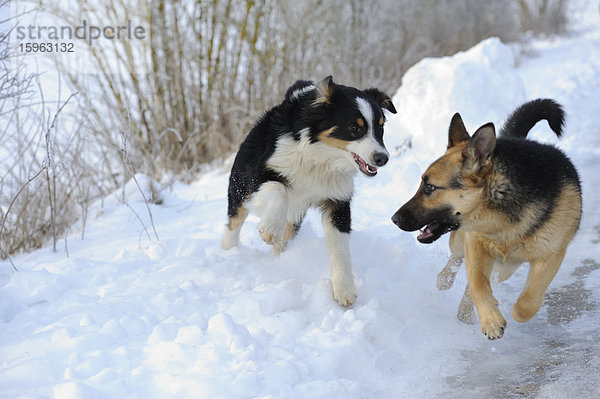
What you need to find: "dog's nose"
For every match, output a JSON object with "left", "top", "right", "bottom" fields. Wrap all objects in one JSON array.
[
  {"left": 373, "top": 152, "right": 388, "bottom": 167},
  {"left": 391, "top": 211, "right": 402, "bottom": 227}
]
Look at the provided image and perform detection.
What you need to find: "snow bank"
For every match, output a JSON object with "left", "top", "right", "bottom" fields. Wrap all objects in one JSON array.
[
  {"left": 2, "top": 31, "right": 600, "bottom": 399},
  {"left": 387, "top": 37, "right": 526, "bottom": 159}
]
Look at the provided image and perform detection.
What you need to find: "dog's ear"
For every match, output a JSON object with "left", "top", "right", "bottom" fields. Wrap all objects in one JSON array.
[
  {"left": 462, "top": 123, "right": 496, "bottom": 175},
  {"left": 313, "top": 75, "right": 335, "bottom": 105},
  {"left": 363, "top": 88, "right": 397, "bottom": 114},
  {"left": 448, "top": 113, "right": 470, "bottom": 148}
]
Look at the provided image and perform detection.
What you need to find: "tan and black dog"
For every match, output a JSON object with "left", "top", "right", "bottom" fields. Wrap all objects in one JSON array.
[{"left": 392, "top": 99, "right": 582, "bottom": 339}]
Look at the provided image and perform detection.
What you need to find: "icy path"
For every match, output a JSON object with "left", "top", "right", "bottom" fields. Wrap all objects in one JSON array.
[{"left": 2, "top": 26, "right": 600, "bottom": 399}]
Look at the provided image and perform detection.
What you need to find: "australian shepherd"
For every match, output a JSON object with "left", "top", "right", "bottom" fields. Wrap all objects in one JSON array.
[{"left": 221, "top": 76, "right": 397, "bottom": 306}]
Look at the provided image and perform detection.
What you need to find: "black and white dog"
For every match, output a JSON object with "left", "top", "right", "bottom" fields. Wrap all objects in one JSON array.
[{"left": 221, "top": 76, "right": 397, "bottom": 306}]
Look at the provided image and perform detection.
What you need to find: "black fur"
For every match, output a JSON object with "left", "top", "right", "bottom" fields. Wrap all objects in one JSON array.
[
  {"left": 321, "top": 200, "right": 352, "bottom": 233},
  {"left": 489, "top": 138, "right": 580, "bottom": 234},
  {"left": 448, "top": 173, "right": 465, "bottom": 189},
  {"left": 285, "top": 80, "right": 314, "bottom": 101},
  {"left": 226, "top": 109, "right": 290, "bottom": 218},
  {"left": 362, "top": 88, "right": 398, "bottom": 114},
  {"left": 303, "top": 81, "right": 391, "bottom": 146},
  {"left": 491, "top": 98, "right": 580, "bottom": 234},
  {"left": 499, "top": 98, "right": 564, "bottom": 138}
]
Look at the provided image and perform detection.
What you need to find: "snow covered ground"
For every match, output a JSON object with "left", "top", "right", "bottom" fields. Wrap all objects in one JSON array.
[{"left": 2, "top": 11, "right": 600, "bottom": 399}]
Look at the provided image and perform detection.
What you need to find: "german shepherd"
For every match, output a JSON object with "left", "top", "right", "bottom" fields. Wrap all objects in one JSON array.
[{"left": 391, "top": 99, "right": 582, "bottom": 339}]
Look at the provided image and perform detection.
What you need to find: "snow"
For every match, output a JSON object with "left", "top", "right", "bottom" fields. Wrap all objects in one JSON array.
[{"left": 3, "top": 15, "right": 600, "bottom": 399}]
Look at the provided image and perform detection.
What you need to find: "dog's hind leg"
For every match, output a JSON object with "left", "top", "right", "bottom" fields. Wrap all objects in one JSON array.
[
  {"left": 221, "top": 206, "right": 249, "bottom": 250},
  {"left": 512, "top": 252, "right": 564, "bottom": 322},
  {"left": 321, "top": 199, "right": 356, "bottom": 307},
  {"left": 457, "top": 284, "right": 476, "bottom": 324}
]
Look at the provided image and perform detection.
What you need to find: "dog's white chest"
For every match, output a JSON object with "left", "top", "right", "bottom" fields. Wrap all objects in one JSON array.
[{"left": 265, "top": 133, "right": 356, "bottom": 220}]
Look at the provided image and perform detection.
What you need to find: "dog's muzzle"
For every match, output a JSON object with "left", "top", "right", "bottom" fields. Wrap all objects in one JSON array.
[
  {"left": 391, "top": 207, "right": 459, "bottom": 244},
  {"left": 391, "top": 209, "right": 418, "bottom": 231}
]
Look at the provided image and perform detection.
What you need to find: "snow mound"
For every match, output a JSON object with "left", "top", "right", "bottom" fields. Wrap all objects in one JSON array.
[{"left": 387, "top": 37, "right": 526, "bottom": 159}]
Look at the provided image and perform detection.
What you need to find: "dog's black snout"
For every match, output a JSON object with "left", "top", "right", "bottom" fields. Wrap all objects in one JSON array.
[
  {"left": 392, "top": 207, "right": 418, "bottom": 231},
  {"left": 391, "top": 211, "right": 403, "bottom": 227},
  {"left": 373, "top": 152, "right": 389, "bottom": 167}
]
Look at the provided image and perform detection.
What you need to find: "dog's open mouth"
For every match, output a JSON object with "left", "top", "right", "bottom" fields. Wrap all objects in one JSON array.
[
  {"left": 417, "top": 221, "right": 460, "bottom": 244},
  {"left": 417, "top": 222, "right": 439, "bottom": 243},
  {"left": 352, "top": 153, "right": 378, "bottom": 177}
]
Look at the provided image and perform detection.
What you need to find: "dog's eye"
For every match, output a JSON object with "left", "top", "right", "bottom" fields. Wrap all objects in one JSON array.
[
  {"left": 423, "top": 184, "right": 436, "bottom": 196},
  {"left": 350, "top": 124, "right": 365, "bottom": 136}
]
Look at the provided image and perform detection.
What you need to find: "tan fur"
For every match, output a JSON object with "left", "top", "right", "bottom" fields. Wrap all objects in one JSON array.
[
  {"left": 272, "top": 222, "right": 300, "bottom": 255},
  {"left": 227, "top": 206, "right": 249, "bottom": 230},
  {"left": 317, "top": 127, "right": 348, "bottom": 151},
  {"left": 356, "top": 118, "right": 365, "bottom": 127},
  {"left": 313, "top": 77, "right": 334, "bottom": 105},
  {"left": 419, "top": 144, "right": 581, "bottom": 339},
  {"left": 408, "top": 144, "right": 485, "bottom": 217}
]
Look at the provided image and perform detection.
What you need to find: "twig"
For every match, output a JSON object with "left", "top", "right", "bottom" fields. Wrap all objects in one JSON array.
[
  {"left": 128, "top": 165, "right": 159, "bottom": 241},
  {"left": 41, "top": 90, "right": 77, "bottom": 252},
  {"left": 0, "top": 168, "right": 44, "bottom": 271},
  {"left": 64, "top": 227, "right": 70, "bottom": 257},
  {"left": 120, "top": 110, "right": 159, "bottom": 242}
]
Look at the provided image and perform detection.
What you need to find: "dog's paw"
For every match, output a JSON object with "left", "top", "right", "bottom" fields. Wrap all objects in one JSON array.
[
  {"left": 331, "top": 278, "right": 357, "bottom": 307},
  {"left": 221, "top": 230, "right": 239, "bottom": 250},
  {"left": 258, "top": 228, "right": 277, "bottom": 245},
  {"left": 258, "top": 221, "right": 284, "bottom": 246},
  {"left": 511, "top": 299, "right": 541, "bottom": 323},
  {"left": 479, "top": 312, "right": 507, "bottom": 340},
  {"left": 270, "top": 242, "right": 286, "bottom": 256}
]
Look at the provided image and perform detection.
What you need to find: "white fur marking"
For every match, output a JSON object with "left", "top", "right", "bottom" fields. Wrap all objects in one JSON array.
[
  {"left": 221, "top": 224, "right": 242, "bottom": 249},
  {"left": 323, "top": 214, "right": 356, "bottom": 306},
  {"left": 356, "top": 97, "right": 374, "bottom": 136},
  {"left": 247, "top": 182, "right": 288, "bottom": 245},
  {"left": 290, "top": 85, "right": 316, "bottom": 100},
  {"left": 346, "top": 132, "right": 389, "bottom": 167}
]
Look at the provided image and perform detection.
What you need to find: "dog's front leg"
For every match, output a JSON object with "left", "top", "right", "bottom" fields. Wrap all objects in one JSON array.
[
  {"left": 465, "top": 235, "right": 506, "bottom": 339},
  {"left": 248, "top": 182, "right": 288, "bottom": 251},
  {"left": 321, "top": 199, "right": 356, "bottom": 307}
]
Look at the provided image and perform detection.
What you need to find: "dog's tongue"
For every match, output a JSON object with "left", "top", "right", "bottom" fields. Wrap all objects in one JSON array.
[
  {"left": 417, "top": 222, "right": 439, "bottom": 241},
  {"left": 352, "top": 153, "right": 378, "bottom": 177}
]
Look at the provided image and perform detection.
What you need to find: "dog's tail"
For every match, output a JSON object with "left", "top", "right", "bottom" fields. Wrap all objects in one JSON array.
[{"left": 499, "top": 98, "right": 565, "bottom": 139}]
